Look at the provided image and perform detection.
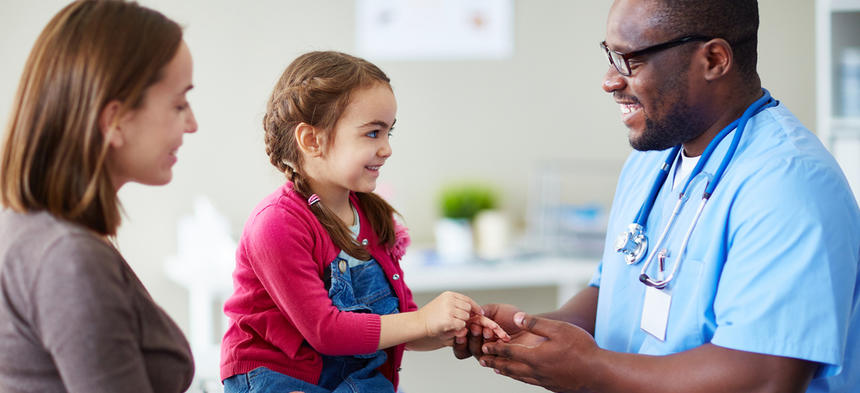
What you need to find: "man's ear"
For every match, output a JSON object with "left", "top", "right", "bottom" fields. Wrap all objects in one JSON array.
[
  {"left": 99, "top": 100, "right": 125, "bottom": 148},
  {"left": 701, "top": 38, "right": 732, "bottom": 82},
  {"left": 295, "top": 122, "right": 324, "bottom": 157}
]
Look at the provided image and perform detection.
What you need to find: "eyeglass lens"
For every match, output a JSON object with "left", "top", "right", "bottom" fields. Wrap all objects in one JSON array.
[
  {"left": 609, "top": 51, "right": 630, "bottom": 76},
  {"left": 601, "top": 42, "right": 631, "bottom": 76}
]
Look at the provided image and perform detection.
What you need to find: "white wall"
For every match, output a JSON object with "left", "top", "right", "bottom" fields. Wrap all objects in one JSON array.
[{"left": 0, "top": 1, "right": 815, "bottom": 392}]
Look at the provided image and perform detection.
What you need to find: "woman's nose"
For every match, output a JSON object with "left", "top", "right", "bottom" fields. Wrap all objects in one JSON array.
[{"left": 185, "top": 107, "right": 198, "bottom": 134}]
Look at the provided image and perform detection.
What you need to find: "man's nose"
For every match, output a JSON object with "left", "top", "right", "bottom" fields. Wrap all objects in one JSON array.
[{"left": 602, "top": 66, "right": 626, "bottom": 93}]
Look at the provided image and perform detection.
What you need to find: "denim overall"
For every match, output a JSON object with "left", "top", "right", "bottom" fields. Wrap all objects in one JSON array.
[
  {"left": 224, "top": 209, "right": 400, "bottom": 393},
  {"left": 318, "top": 253, "right": 400, "bottom": 392}
]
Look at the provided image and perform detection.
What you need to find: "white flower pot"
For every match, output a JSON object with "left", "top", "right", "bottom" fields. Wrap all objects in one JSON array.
[{"left": 434, "top": 218, "right": 474, "bottom": 264}]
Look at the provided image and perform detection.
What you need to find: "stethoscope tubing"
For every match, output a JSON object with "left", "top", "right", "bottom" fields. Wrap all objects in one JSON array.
[
  {"left": 626, "top": 89, "right": 777, "bottom": 288},
  {"left": 639, "top": 197, "right": 707, "bottom": 288},
  {"left": 633, "top": 145, "right": 681, "bottom": 226}
]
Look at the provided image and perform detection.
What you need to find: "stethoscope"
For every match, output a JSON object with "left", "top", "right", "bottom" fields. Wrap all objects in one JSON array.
[{"left": 614, "top": 89, "right": 777, "bottom": 289}]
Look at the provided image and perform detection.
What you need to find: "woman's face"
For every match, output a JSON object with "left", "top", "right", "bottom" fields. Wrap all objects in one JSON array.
[{"left": 107, "top": 40, "right": 197, "bottom": 189}]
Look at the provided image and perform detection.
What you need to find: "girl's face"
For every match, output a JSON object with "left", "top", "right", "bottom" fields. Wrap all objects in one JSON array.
[
  {"left": 318, "top": 83, "right": 397, "bottom": 196},
  {"left": 107, "top": 40, "right": 197, "bottom": 189}
]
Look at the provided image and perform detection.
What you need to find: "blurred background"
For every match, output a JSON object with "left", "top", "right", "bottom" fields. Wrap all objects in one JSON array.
[{"left": 2, "top": 0, "right": 849, "bottom": 392}]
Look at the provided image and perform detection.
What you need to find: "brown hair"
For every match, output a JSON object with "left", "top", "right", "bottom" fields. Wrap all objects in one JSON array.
[
  {"left": 0, "top": 0, "right": 183, "bottom": 236},
  {"left": 263, "top": 51, "right": 398, "bottom": 259}
]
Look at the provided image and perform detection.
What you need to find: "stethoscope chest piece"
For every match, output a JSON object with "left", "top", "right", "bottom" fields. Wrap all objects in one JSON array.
[{"left": 615, "top": 223, "right": 648, "bottom": 265}]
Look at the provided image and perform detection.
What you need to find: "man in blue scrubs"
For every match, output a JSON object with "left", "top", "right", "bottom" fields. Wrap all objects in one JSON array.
[{"left": 455, "top": 0, "right": 860, "bottom": 391}]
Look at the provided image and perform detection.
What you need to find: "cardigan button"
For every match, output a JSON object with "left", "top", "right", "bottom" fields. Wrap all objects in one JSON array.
[
  {"left": 361, "top": 239, "right": 368, "bottom": 246},
  {"left": 392, "top": 273, "right": 400, "bottom": 280}
]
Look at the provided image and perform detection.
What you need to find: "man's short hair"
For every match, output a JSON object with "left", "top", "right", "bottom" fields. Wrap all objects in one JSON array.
[{"left": 653, "top": 0, "right": 759, "bottom": 82}]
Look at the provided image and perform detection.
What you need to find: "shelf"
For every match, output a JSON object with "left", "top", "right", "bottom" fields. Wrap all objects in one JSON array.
[
  {"left": 816, "top": 0, "right": 860, "bottom": 211},
  {"left": 817, "top": 1, "right": 860, "bottom": 140},
  {"left": 831, "top": 0, "right": 860, "bottom": 12},
  {"left": 832, "top": 117, "right": 860, "bottom": 134}
]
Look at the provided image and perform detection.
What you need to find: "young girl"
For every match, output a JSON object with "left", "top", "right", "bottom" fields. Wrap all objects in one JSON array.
[{"left": 220, "top": 51, "right": 507, "bottom": 393}]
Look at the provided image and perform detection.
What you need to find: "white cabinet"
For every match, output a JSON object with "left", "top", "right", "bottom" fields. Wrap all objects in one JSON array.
[{"left": 816, "top": 0, "right": 860, "bottom": 202}]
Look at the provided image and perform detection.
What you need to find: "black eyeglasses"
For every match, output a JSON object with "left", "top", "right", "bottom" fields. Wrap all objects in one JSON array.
[{"left": 600, "top": 35, "right": 712, "bottom": 76}]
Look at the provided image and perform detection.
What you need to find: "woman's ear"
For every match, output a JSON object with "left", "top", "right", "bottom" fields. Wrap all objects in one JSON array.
[
  {"left": 295, "top": 122, "right": 323, "bottom": 157},
  {"left": 99, "top": 100, "right": 125, "bottom": 148}
]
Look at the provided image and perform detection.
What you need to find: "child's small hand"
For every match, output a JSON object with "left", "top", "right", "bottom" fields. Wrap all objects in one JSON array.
[
  {"left": 463, "top": 314, "right": 510, "bottom": 343},
  {"left": 417, "top": 291, "right": 483, "bottom": 337}
]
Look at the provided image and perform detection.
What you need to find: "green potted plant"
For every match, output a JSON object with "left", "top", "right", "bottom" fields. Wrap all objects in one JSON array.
[
  {"left": 435, "top": 183, "right": 498, "bottom": 263},
  {"left": 439, "top": 184, "right": 497, "bottom": 221}
]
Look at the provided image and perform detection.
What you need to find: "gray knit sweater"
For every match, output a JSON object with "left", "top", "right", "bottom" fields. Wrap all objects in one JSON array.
[{"left": 0, "top": 210, "right": 193, "bottom": 393}]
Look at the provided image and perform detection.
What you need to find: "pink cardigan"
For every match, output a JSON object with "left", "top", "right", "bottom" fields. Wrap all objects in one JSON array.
[{"left": 220, "top": 182, "right": 417, "bottom": 389}]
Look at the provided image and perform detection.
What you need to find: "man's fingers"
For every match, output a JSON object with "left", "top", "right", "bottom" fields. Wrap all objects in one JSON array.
[
  {"left": 513, "top": 312, "right": 559, "bottom": 337},
  {"left": 453, "top": 340, "right": 471, "bottom": 359},
  {"left": 480, "top": 355, "right": 536, "bottom": 383},
  {"left": 467, "top": 332, "right": 484, "bottom": 361},
  {"left": 482, "top": 340, "right": 537, "bottom": 364}
]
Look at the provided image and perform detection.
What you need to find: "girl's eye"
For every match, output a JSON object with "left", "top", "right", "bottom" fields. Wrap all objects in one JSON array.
[
  {"left": 176, "top": 102, "right": 189, "bottom": 111},
  {"left": 367, "top": 130, "right": 379, "bottom": 138}
]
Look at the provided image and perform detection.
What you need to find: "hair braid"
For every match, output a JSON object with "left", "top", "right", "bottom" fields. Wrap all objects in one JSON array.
[{"left": 291, "top": 171, "right": 371, "bottom": 259}]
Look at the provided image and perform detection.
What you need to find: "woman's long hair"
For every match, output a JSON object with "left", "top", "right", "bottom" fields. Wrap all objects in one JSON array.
[{"left": 0, "top": 0, "right": 182, "bottom": 236}]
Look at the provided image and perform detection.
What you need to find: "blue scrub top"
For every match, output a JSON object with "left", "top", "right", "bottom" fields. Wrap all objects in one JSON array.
[{"left": 590, "top": 103, "right": 860, "bottom": 392}]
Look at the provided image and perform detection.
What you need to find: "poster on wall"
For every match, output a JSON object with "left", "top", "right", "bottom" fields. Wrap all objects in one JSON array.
[{"left": 355, "top": 0, "right": 514, "bottom": 61}]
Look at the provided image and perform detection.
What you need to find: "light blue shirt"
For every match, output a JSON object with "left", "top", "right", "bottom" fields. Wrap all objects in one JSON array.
[{"left": 590, "top": 103, "right": 860, "bottom": 392}]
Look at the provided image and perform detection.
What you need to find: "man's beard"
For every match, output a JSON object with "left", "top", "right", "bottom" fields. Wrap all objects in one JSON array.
[
  {"left": 629, "top": 69, "right": 705, "bottom": 152},
  {"left": 631, "top": 100, "right": 703, "bottom": 151}
]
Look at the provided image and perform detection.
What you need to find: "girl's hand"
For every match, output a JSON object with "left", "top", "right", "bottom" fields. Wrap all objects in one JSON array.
[
  {"left": 417, "top": 291, "right": 483, "bottom": 337},
  {"left": 407, "top": 309, "right": 509, "bottom": 351},
  {"left": 461, "top": 314, "right": 510, "bottom": 344},
  {"left": 453, "top": 303, "right": 522, "bottom": 361}
]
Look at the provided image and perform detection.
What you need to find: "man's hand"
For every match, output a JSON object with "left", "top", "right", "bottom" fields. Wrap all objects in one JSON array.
[
  {"left": 452, "top": 303, "right": 522, "bottom": 360},
  {"left": 504, "top": 328, "right": 547, "bottom": 349},
  {"left": 479, "top": 312, "right": 599, "bottom": 392}
]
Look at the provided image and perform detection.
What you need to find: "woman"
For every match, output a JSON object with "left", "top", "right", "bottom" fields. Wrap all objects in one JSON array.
[{"left": 0, "top": 1, "right": 198, "bottom": 392}]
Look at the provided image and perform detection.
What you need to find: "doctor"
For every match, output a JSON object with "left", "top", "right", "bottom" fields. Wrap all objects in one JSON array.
[{"left": 455, "top": 0, "right": 860, "bottom": 392}]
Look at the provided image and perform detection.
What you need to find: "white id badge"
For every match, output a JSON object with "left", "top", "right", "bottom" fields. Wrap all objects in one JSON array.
[{"left": 640, "top": 286, "right": 671, "bottom": 341}]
